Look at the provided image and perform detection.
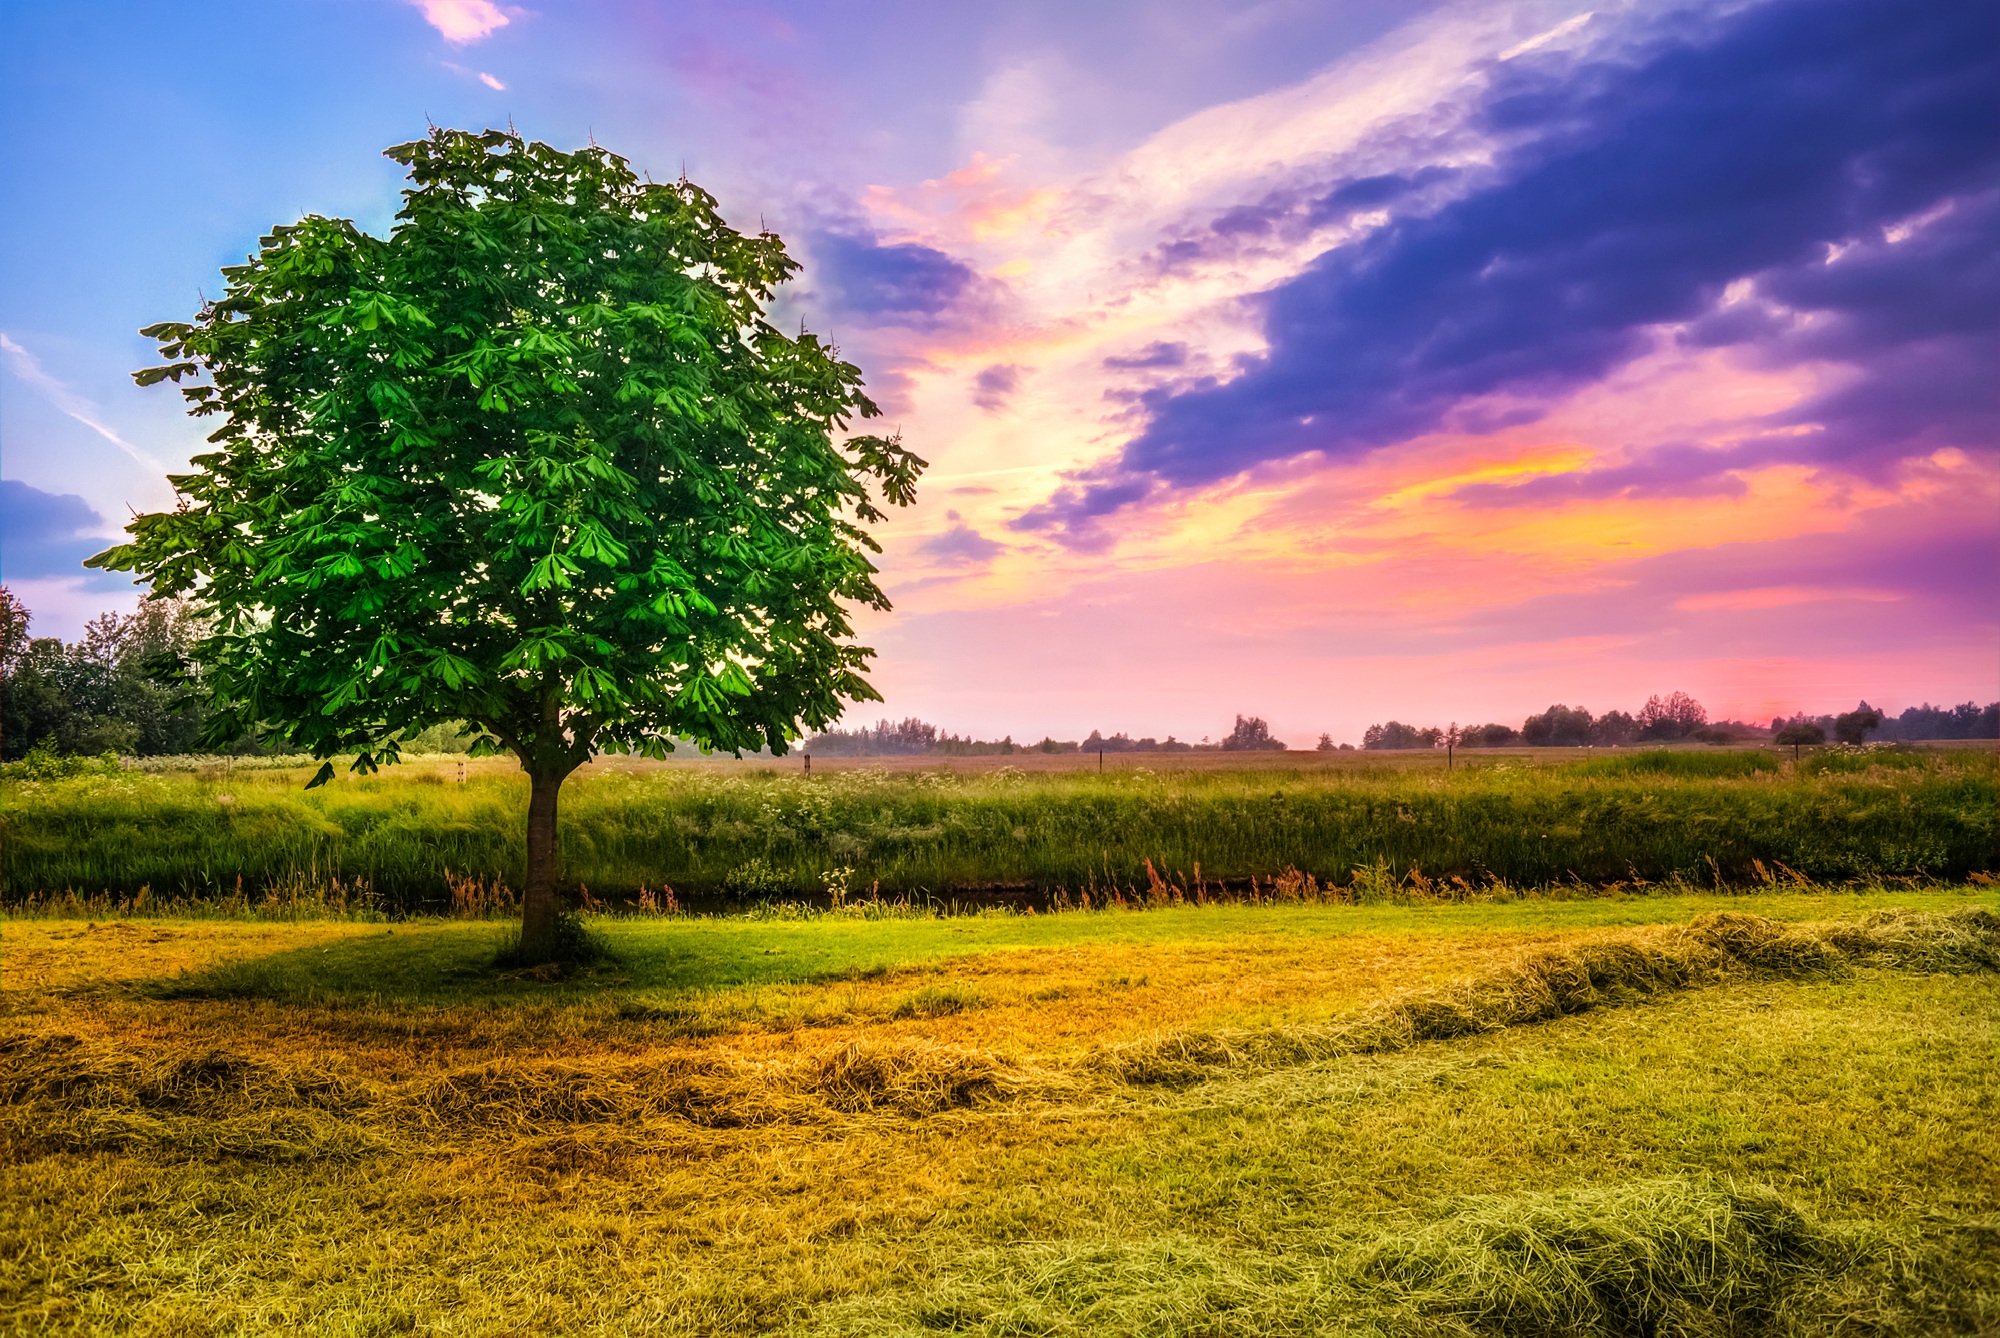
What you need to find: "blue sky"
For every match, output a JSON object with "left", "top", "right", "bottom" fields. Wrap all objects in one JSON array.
[{"left": 3, "top": 0, "right": 1994, "bottom": 741}]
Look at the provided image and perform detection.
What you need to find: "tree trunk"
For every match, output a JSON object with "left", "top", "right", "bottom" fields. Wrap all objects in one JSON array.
[{"left": 519, "top": 766, "right": 566, "bottom": 962}]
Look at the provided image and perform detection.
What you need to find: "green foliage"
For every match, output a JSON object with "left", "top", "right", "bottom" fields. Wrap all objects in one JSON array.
[
  {"left": 0, "top": 591, "right": 217, "bottom": 761},
  {"left": 1569, "top": 749, "right": 1781, "bottom": 779},
  {"left": 723, "top": 855, "right": 797, "bottom": 899},
  {"left": 88, "top": 127, "right": 923, "bottom": 783},
  {"left": 4, "top": 752, "right": 1992, "bottom": 908},
  {"left": 0, "top": 738, "right": 122, "bottom": 781}
]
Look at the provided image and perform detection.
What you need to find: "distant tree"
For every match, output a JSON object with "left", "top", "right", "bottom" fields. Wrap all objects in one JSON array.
[
  {"left": 1522, "top": 704, "right": 1594, "bottom": 747},
  {"left": 1221, "top": 714, "right": 1286, "bottom": 751},
  {"left": 1589, "top": 710, "right": 1637, "bottom": 746},
  {"left": 1637, "top": 692, "right": 1707, "bottom": 741},
  {"left": 0, "top": 589, "right": 238, "bottom": 760},
  {"left": 0, "top": 588, "right": 28, "bottom": 675},
  {"left": 805, "top": 716, "right": 937, "bottom": 756},
  {"left": 1883, "top": 701, "right": 2000, "bottom": 740},
  {"left": 89, "top": 128, "right": 924, "bottom": 962},
  {"left": 1773, "top": 718, "right": 1826, "bottom": 761},
  {"left": 1832, "top": 703, "right": 1884, "bottom": 745},
  {"left": 1460, "top": 723, "right": 1519, "bottom": 748},
  {"left": 1362, "top": 721, "right": 1441, "bottom": 750},
  {"left": 1316, "top": 732, "right": 1336, "bottom": 752}
]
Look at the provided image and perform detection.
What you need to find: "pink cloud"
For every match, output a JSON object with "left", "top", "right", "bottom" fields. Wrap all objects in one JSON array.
[
  {"left": 413, "top": 0, "right": 509, "bottom": 45},
  {"left": 1673, "top": 586, "right": 1898, "bottom": 613}
]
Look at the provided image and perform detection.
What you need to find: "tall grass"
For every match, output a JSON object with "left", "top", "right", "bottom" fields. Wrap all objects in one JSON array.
[{"left": 3, "top": 749, "right": 1992, "bottom": 910}]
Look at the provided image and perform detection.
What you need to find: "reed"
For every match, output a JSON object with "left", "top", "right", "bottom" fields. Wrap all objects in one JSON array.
[{"left": 2, "top": 749, "right": 1992, "bottom": 911}]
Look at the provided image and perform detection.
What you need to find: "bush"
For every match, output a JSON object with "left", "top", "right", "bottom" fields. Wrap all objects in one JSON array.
[{"left": 0, "top": 739, "right": 122, "bottom": 782}]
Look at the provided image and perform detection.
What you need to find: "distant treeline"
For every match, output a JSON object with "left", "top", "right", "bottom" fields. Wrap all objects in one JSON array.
[
  {"left": 0, "top": 589, "right": 476, "bottom": 763},
  {"left": 6, "top": 587, "right": 1995, "bottom": 763},
  {"left": 1362, "top": 692, "right": 1999, "bottom": 751},
  {"left": 805, "top": 714, "right": 1288, "bottom": 757}
]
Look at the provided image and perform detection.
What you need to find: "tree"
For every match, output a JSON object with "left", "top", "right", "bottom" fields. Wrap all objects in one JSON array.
[
  {"left": 1833, "top": 703, "right": 1884, "bottom": 745},
  {"left": 1461, "top": 723, "right": 1519, "bottom": 748},
  {"left": 0, "top": 588, "right": 28, "bottom": 675},
  {"left": 1362, "top": 721, "right": 1441, "bottom": 750},
  {"left": 90, "top": 129, "right": 924, "bottom": 962},
  {"left": 1221, "top": 714, "right": 1286, "bottom": 751},
  {"left": 1589, "top": 710, "right": 1637, "bottom": 746},
  {"left": 1315, "top": 732, "right": 1336, "bottom": 752},
  {"left": 1522, "top": 704, "right": 1594, "bottom": 747},
  {"left": 0, "top": 589, "right": 224, "bottom": 760},
  {"left": 1773, "top": 719, "right": 1825, "bottom": 762},
  {"left": 807, "top": 717, "right": 938, "bottom": 756},
  {"left": 1637, "top": 691, "right": 1707, "bottom": 741}
]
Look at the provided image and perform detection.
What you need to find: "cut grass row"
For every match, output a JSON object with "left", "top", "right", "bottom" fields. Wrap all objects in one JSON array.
[
  {"left": 3, "top": 748, "right": 1993, "bottom": 910},
  {"left": 2, "top": 893, "right": 1995, "bottom": 1334}
]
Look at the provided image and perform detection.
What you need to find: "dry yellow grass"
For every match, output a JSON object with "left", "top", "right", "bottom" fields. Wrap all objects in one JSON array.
[{"left": 3, "top": 892, "right": 1996, "bottom": 1335}]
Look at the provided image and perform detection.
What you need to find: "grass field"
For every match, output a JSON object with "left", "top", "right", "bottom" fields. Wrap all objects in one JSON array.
[
  {"left": 4, "top": 888, "right": 1997, "bottom": 1335},
  {"left": 3, "top": 746, "right": 1993, "bottom": 910}
]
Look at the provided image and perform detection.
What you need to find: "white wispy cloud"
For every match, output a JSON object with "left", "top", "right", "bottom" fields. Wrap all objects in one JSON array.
[
  {"left": 479, "top": 71, "right": 507, "bottom": 91},
  {"left": 0, "top": 333, "right": 167, "bottom": 473}
]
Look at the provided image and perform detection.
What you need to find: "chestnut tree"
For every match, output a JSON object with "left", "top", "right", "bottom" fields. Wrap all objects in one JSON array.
[{"left": 91, "top": 128, "right": 923, "bottom": 961}]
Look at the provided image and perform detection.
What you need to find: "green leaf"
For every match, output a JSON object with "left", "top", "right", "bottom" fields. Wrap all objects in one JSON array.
[{"left": 109, "top": 124, "right": 913, "bottom": 796}]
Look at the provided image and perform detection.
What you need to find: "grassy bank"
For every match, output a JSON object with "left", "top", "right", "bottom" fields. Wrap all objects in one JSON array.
[
  {"left": 2, "top": 892, "right": 1995, "bottom": 1334},
  {"left": 3, "top": 749, "right": 1992, "bottom": 911}
]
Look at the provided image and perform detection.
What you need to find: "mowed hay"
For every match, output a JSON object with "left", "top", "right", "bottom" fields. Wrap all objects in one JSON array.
[
  {"left": 1095, "top": 907, "right": 2000, "bottom": 1084},
  {"left": 816, "top": 1177, "right": 1934, "bottom": 1338},
  {"left": 1361, "top": 1177, "right": 1857, "bottom": 1337},
  {"left": 3, "top": 909, "right": 1992, "bottom": 1159},
  {"left": 0, "top": 1029, "right": 1063, "bottom": 1162}
]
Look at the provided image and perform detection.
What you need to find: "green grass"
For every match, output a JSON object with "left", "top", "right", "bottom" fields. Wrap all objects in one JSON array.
[
  {"left": 120, "top": 887, "right": 1991, "bottom": 1007},
  {"left": 2, "top": 894, "right": 1995, "bottom": 1334},
  {"left": 1569, "top": 749, "right": 1780, "bottom": 778},
  {"left": 3, "top": 749, "right": 1994, "bottom": 910}
]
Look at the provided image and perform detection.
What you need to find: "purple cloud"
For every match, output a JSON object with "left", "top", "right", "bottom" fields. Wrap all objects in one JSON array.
[
  {"left": 809, "top": 231, "right": 976, "bottom": 323},
  {"left": 1103, "top": 341, "right": 1189, "bottom": 371},
  {"left": 972, "top": 363, "right": 1025, "bottom": 412},
  {"left": 0, "top": 479, "right": 125, "bottom": 586},
  {"left": 1023, "top": 0, "right": 2000, "bottom": 537},
  {"left": 921, "top": 524, "right": 1005, "bottom": 565}
]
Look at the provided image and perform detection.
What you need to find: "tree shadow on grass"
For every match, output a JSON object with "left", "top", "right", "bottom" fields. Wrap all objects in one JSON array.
[{"left": 129, "top": 918, "right": 963, "bottom": 1007}]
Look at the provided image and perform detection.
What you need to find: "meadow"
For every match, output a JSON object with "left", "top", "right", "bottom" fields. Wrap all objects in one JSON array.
[
  {"left": 2, "top": 746, "right": 1993, "bottom": 912},
  {"left": 2, "top": 889, "right": 1996, "bottom": 1335},
  {"left": 4, "top": 750, "right": 1996, "bottom": 1334}
]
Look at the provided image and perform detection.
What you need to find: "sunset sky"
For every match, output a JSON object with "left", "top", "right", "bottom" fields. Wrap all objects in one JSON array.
[{"left": 2, "top": 0, "right": 1993, "bottom": 744}]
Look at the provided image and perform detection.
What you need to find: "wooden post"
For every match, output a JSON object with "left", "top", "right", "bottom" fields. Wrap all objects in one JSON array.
[
  {"left": 1098, "top": 747, "right": 1104, "bottom": 772},
  {"left": 804, "top": 751, "right": 811, "bottom": 777},
  {"left": 456, "top": 759, "right": 466, "bottom": 785}
]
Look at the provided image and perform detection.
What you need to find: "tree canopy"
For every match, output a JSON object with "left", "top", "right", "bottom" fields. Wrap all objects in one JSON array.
[{"left": 90, "top": 127, "right": 924, "bottom": 958}]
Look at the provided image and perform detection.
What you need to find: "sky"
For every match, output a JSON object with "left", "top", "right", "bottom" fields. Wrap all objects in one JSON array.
[{"left": 1, "top": 0, "right": 1994, "bottom": 745}]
